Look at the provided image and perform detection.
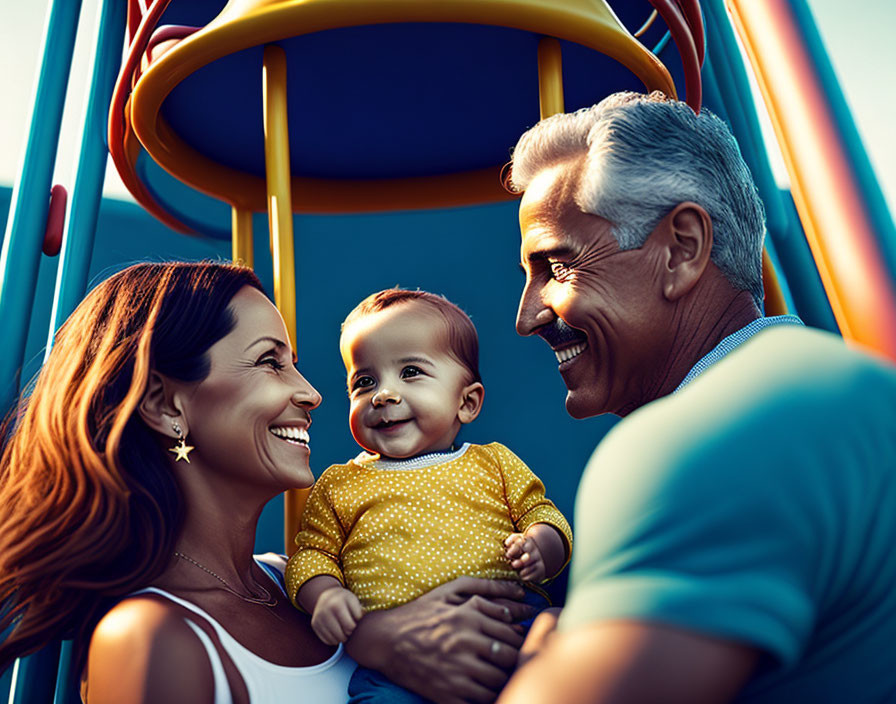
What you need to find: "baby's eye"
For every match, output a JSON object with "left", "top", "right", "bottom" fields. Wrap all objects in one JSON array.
[
  {"left": 549, "top": 260, "right": 573, "bottom": 281},
  {"left": 400, "top": 366, "right": 423, "bottom": 379},
  {"left": 352, "top": 375, "right": 376, "bottom": 392}
]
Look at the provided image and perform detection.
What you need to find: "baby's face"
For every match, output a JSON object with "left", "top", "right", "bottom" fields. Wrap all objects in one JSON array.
[{"left": 341, "top": 303, "right": 473, "bottom": 459}]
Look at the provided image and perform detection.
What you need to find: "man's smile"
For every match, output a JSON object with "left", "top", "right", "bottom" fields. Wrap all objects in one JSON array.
[
  {"left": 555, "top": 341, "right": 588, "bottom": 367},
  {"left": 536, "top": 318, "right": 590, "bottom": 368}
]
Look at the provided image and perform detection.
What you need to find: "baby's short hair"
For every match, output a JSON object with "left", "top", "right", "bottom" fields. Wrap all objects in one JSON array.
[{"left": 342, "top": 289, "right": 481, "bottom": 384}]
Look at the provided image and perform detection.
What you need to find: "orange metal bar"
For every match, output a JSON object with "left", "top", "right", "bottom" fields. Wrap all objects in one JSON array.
[{"left": 728, "top": 0, "right": 896, "bottom": 359}]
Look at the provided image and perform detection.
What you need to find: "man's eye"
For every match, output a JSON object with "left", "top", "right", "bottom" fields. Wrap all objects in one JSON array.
[
  {"left": 549, "top": 261, "right": 572, "bottom": 280},
  {"left": 400, "top": 366, "right": 422, "bottom": 379},
  {"left": 352, "top": 376, "right": 375, "bottom": 391}
]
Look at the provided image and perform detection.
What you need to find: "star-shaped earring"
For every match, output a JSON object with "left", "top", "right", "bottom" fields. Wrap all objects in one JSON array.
[{"left": 169, "top": 423, "right": 195, "bottom": 463}]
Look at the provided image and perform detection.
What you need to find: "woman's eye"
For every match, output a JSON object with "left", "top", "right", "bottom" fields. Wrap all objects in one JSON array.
[
  {"left": 259, "top": 356, "right": 285, "bottom": 370},
  {"left": 549, "top": 261, "right": 572, "bottom": 281},
  {"left": 352, "top": 376, "right": 375, "bottom": 391},
  {"left": 400, "top": 366, "right": 422, "bottom": 379}
]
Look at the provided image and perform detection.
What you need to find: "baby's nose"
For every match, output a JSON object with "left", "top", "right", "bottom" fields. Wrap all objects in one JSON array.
[{"left": 372, "top": 387, "right": 401, "bottom": 406}]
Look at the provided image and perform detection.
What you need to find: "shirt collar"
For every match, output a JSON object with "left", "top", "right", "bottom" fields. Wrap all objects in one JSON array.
[
  {"left": 354, "top": 443, "right": 471, "bottom": 470},
  {"left": 673, "top": 315, "right": 804, "bottom": 393}
]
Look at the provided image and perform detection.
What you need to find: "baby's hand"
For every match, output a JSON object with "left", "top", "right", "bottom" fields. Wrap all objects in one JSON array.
[
  {"left": 310, "top": 587, "right": 364, "bottom": 645},
  {"left": 504, "top": 531, "right": 546, "bottom": 583}
]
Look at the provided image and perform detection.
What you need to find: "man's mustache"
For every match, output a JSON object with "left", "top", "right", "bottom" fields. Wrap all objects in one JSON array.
[{"left": 536, "top": 318, "right": 587, "bottom": 349}]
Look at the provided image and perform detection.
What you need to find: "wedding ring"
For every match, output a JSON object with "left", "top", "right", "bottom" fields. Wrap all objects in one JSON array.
[{"left": 491, "top": 640, "right": 500, "bottom": 658}]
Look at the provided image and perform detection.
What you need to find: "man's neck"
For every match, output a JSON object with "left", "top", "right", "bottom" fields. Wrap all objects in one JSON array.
[{"left": 650, "top": 286, "right": 762, "bottom": 405}]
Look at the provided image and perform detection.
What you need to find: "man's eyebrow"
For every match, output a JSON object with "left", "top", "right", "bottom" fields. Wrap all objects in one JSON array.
[
  {"left": 525, "top": 245, "right": 576, "bottom": 263},
  {"left": 244, "top": 336, "right": 288, "bottom": 353}
]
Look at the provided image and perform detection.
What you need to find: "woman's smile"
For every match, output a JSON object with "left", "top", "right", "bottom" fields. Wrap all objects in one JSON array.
[{"left": 269, "top": 424, "right": 310, "bottom": 448}]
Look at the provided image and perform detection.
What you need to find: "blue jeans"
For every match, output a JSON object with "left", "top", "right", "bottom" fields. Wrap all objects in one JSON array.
[
  {"left": 347, "top": 588, "right": 550, "bottom": 704},
  {"left": 348, "top": 667, "right": 433, "bottom": 704}
]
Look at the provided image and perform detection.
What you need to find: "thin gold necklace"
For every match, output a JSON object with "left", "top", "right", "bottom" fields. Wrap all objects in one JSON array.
[{"left": 173, "top": 551, "right": 278, "bottom": 607}]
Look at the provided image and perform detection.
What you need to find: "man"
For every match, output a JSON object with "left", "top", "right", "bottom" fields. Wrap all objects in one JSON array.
[{"left": 498, "top": 92, "right": 896, "bottom": 702}]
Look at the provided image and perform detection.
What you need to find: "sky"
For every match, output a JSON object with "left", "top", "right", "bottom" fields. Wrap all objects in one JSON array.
[{"left": 1, "top": 1, "right": 894, "bottom": 216}]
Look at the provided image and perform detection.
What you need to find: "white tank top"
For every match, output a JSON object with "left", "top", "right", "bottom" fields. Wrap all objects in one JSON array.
[{"left": 135, "top": 564, "right": 354, "bottom": 703}]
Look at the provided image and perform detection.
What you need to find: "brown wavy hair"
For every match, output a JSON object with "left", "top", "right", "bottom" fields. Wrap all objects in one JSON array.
[{"left": 0, "top": 261, "right": 263, "bottom": 674}]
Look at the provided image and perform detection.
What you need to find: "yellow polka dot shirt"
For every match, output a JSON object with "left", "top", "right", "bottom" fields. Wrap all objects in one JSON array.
[{"left": 286, "top": 442, "right": 573, "bottom": 611}]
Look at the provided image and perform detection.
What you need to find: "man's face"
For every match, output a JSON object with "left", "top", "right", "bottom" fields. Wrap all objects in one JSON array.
[{"left": 515, "top": 157, "right": 670, "bottom": 418}]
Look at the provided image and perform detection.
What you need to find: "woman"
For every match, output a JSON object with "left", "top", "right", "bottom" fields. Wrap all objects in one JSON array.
[{"left": 0, "top": 262, "right": 526, "bottom": 703}]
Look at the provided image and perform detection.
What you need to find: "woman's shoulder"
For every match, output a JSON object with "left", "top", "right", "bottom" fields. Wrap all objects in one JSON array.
[{"left": 87, "top": 594, "right": 215, "bottom": 703}]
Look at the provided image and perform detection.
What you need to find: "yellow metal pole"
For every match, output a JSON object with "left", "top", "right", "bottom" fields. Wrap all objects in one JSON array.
[
  {"left": 263, "top": 45, "right": 307, "bottom": 553},
  {"left": 537, "top": 37, "right": 564, "bottom": 119},
  {"left": 231, "top": 206, "right": 254, "bottom": 269}
]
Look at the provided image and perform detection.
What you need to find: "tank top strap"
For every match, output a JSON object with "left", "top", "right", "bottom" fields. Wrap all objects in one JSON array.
[
  {"left": 134, "top": 586, "right": 229, "bottom": 633},
  {"left": 183, "top": 619, "right": 234, "bottom": 704},
  {"left": 130, "top": 587, "right": 236, "bottom": 704}
]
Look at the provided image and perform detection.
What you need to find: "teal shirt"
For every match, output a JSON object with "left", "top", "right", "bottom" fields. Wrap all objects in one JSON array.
[{"left": 560, "top": 325, "right": 896, "bottom": 701}]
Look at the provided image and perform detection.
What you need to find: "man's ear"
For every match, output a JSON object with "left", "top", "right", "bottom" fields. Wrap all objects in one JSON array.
[
  {"left": 654, "top": 202, "right": 714, "bottom": 301},
  {"left": 138, "top": 371, "right": 187, "bottom": 439},
  {"left": 457, "top": 382, "right": 485, "bottom": 425}
]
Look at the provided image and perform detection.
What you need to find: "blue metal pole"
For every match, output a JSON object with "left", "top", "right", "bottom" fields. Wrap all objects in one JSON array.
[
  {"left": 788, "top": 0, "right": 896, "bottom": 283},
  {"left": 0, "top": 0, "right": 83, "bottom": 413},
  {"left": 8, "top": 641, "right": 61, "bottom": 704},
  {"left": 46, "top": 0, "right": 127, "bottom": 353},
  {"left": 52, "top": 641, "right": 81, "bottom": 704},
  {"left": 703, "top": 0, "right": 837, "bottom": 333}
]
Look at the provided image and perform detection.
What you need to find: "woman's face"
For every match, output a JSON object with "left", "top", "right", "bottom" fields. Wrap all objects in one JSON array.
[{"left": 178, "top": 286, "right": 321, "bottom": 491}]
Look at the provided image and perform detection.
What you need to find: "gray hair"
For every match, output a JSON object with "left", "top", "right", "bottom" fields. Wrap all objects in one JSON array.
[{"left": 510, "top": 91, "right": 765, "bottom": 303}]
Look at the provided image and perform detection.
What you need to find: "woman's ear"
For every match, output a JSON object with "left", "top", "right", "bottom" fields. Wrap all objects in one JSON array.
[
  {"left": 457, "top": 382, "right": 485, "bottom": 425},
  {"left": 655, "top": 202, "right": 714, "bottom": 301},
  {"left": 138, "top": 371, "right": 187, "bottom": 439}
]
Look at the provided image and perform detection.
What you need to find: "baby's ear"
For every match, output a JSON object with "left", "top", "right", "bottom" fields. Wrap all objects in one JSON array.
[{"left": 457, "top": 382, "right": 485, "bottom": 424}]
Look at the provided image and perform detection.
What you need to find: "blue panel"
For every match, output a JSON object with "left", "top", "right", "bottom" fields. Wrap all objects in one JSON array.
[
  {"left": 161, "top": 22, "right": 648, "bottom": 180},
  {"left": 279, "top": 201, "right": 617, "bottom": 539},
  {"left": 158, "top": 0, "right": 227, "bottom": 27}
]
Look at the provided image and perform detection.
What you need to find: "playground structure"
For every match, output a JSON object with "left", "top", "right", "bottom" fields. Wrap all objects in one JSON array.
[{"left": 1, "top": 0, "right": 895, "bottom": 701}]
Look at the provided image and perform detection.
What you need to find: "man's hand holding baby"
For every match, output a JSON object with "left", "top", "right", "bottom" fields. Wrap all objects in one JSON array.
[
  {"left": 298, "top": 574, "right": 365, "bottom": 645},
  {"left": 504, "top": 523, "right": 567, "bottom": 583}
]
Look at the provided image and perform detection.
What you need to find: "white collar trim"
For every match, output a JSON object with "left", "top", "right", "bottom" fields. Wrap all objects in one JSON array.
[{"left": 354, "top": 443, "right": 471, "bottom": 471}]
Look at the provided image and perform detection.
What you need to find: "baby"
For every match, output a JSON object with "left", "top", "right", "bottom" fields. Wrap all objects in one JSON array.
[{"left": 286, "top": 289, "right": 572, "bottom": 702}]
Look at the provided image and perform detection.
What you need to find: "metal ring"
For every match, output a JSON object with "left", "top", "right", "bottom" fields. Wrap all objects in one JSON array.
[{"left": 490, "top": 640, "right": 500, "bottom": 658}]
